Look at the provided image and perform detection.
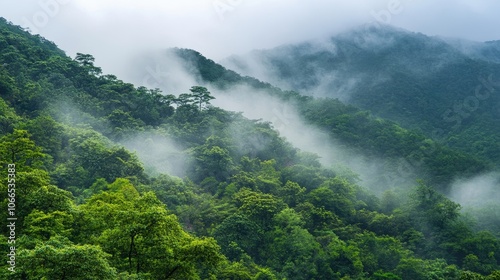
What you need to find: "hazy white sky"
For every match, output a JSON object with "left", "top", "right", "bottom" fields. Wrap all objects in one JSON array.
[{"left": 1, "top": 0, "right": 500, "bottom": 80}]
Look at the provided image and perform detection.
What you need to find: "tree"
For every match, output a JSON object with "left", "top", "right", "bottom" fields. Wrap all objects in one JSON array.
[
  {"left": 409, "top": 182, "right": 461, "bottom": 228},
  {"left": 190, "top": 86, "right": 215, "bottom": 110},
  {"left": 20, "top": 115, "right": 65, "bottom": 162},
  {"left": 175, "top": 93, "right": 194, "bottom": 107},
  {"left": 192, "top": 136, "right": 234, "bottom": 182},
  {"left": 214, "top": 213, "right": 262, "bottom": 260},
  {"left": 24, "top": 210, "right": 74, "bottom": 240},
  {"left": 0, "top": 129, "right": 45, "bottom": 169},
  {"left": 0, "top": 97, "right": 20, "bottom": 135},
  {"left": 78, "top": 179, "right": 224, "bottom": 278},
  {"left": 307, "top": 177, "right": 355, "bottom": 218},
  {"left": 74, "top": 53, "right": 102, "bottom": 76},
  {"left": 272, "top": 180, "right": 306, "bottom": 207},
  {"left": 266, "top": 208, "right": 323, "bottom": 279},
  {"left": 13, "top": 236, "right": 117, "bottom": 279},
  {"left": 234, "top": 188, "right": 286, "bottom": 230}
]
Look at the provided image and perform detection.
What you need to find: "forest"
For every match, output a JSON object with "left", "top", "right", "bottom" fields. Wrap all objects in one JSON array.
[{"left": 1, "top": 17, "right": 500, "bottom": 279}]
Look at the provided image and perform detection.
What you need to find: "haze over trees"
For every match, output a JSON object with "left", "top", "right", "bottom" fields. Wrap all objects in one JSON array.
[{"left": 1, "top": 17, "right": 500, "bottom": 279}]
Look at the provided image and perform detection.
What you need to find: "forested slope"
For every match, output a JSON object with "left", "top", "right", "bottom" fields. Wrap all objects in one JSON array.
[
  {"left": 172, "top": 47, "right": 492, "bottom": 191},
  {"left": 222, "top": 24, "right": 500, "bottom": 166},
  {"left": 1, "top": 18, "right": 499, "bottom": 279}
]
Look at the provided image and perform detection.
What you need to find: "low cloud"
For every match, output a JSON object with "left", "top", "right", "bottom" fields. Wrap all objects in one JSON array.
[
  {"left": 3, "top": 0, "right": 500, "bottom": 85},
  {"left": 211, "top": 84, "right": 420, "bottom": 193},
  {"left": 449, "top": 172, "right": 500, "bottom": 207},
  {"left": 120, "top": 131, "right": 189, "bottom": 178}
]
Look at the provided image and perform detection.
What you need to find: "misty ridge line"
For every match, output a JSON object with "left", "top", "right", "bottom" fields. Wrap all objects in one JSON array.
[
  {"left": 126, "top": 45, "right": 488, "bottom": 198},
  {"left": 9, "top": 8, "right": 500, "bottom": 229},
  {"left": 128, "top": 50, "right": 393, "bottom": 190},
  {"left": 219, "top": 24, "right": 500, "bottom": 154},
  {"left": 5, "top": 14, "right": 500, "bottom": 278},
  {"left": 112, "top": 44, "right": 499, "bottom": 219}
]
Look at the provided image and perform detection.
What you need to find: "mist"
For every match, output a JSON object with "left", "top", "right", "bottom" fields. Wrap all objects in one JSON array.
[
  {"left": 3, "top": 0, "right": 500, "bottom": 88},
  {"left": 115, "top": 48, "right": 424, "bottom": 193},
  {"left": 122, "top": 49, "right": 201, "bottom": 95},
  {"left": 449, "top": 172, "right": 500, "bottom": 207},
  {"left": 120, "top": 132, "right": 189, "bottom": 178},
  {"left": 449, "top": 172, "right": 500, "bottom": 236},
  {"left": 51, "top": 98, "right": 190, "bottom": 178},
  {"left": 219, "top": 24, "right": 462, "bottom": 104},
  {"left": 210, "top": 84, "right": 420, "bottom": 193}
]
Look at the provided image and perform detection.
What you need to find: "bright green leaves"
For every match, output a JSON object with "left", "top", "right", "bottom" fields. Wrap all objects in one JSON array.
[
  {"left": 53, "top": 128, "right": 145, "bottom": 189},
  {"left": 13, "top": 237, "right": 117, "bottom": 280},
  {"left": 0, "top": 129, "right": 45, "bottom": 169},
  {"left": 267, "top": 209, "right": 319, "bottom": 277},
  {"left": 24, "top": 210, "right": 74, "bottom": 240},
  {"left": 272, "top": 181, "right": 306, "bottom": 207},
  {"left": 234, "top": 188, "right": 286, "bottom": 230},
  {"left": 307, "top": 177, "right": 356, "bottom": 218},
  {"left": 395, "top": 257, "right": 460, "bottom": 280},
  {"left": 0, "top": 97, "right": 20, "bottom": 135},
  {"left": 192, "top": 136, "right": 234, "bottom": 182},
  {"left": 5, "top": 173, "right": 226, "bottom": 278},
  {"left": 78, "top": 179, "right": 224, "bottom": 278}
]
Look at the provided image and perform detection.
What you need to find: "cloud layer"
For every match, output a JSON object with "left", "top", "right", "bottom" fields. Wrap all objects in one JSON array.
[{"left": 1, "top": 0, "right": 500, "bottom": 82}]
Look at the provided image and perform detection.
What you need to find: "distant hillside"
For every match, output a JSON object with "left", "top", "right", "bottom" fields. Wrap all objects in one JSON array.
[
  {"left": 164, "top": 48, "right": 492, "bottom": 191},
  {"left": 221, "top": 24, "right": 500, "bottom": 165}
]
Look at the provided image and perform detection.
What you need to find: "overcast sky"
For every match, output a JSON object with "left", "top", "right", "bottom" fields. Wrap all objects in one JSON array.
[{"left": 1, "top": 0, "right": 500, "bottom": 81}]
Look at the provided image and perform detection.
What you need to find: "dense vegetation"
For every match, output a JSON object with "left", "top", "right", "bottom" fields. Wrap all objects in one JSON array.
[{"left": 1, "top": 17, "right": 500, "bottom": 279}]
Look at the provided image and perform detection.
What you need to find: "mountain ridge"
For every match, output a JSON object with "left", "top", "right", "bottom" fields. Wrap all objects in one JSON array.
[{"left": 219, "top": 24, "right": 500, "bottom": 164}]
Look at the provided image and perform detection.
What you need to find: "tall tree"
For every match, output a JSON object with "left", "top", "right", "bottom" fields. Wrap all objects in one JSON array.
[{"left": 190, "top": 86, "right": 215, "bottom": 110}]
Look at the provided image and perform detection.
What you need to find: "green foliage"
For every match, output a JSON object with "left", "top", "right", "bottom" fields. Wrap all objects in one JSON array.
[
  {"left": 395, "top": 257, "right": 460, "bottom": 280},
  {"left": 75, "top": 179, "right": 225, "bottom": 278},
  {"left": 1, "top": 18, "right": 499, "bottom": 279},
  {"left": 14, "top": 236, "right": 117, "bottom": 279},
  {"left": 214, "top": 213, "right": 262, "bottom": 261},
  {"left": 190, "top": 86, "right": 215, "bottom": 110},
  {"left": 0, "top": 97, "right": 20, "bottom": 135},
  {"left": 234, "top": 188, "right": 286, "bottom": 230},
  {"left": 0, "top": 129, "right": 45, "bottom": 169},
  {"left": 52, "top": 128, "right": 146, "bottom": 190}
]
